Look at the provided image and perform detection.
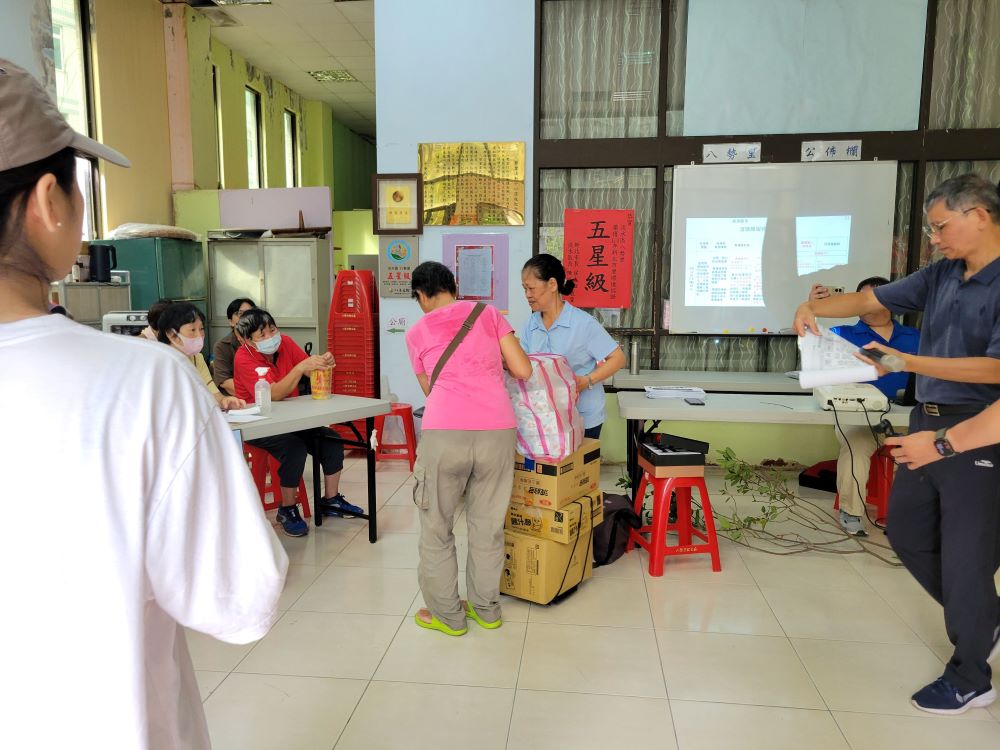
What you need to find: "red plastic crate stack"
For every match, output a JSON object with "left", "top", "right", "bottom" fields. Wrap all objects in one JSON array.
[{"left": 327, "top": 270, "right": 378, "bottom": 442}]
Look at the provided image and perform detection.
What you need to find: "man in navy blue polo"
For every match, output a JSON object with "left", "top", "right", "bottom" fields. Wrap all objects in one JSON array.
[
  {"left": 794, "top": 174, "right": 1000, "bottom": 716},
  {"left": 808, "top": 278, "right": 920, "bottom": 536}
]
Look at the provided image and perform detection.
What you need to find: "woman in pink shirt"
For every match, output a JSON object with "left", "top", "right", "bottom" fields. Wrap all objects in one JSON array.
[{"left": 405, "top": 262, "right": 532, "bottom": 635}]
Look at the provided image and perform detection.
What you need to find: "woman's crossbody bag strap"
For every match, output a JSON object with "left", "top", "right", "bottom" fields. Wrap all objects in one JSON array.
[{"left": 429, "top": 302, "right": 487, "bottom": 390}]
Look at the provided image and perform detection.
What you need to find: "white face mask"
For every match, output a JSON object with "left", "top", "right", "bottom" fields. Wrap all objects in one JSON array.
[
  {"left": 255, "top": 332, "right": 282, "bottom": 356},
  {"left": 174, "top": 333, "right": 204, "bottom": 357}
]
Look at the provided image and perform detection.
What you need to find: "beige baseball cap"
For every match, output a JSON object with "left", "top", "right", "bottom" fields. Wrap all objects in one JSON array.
[{"left": 0, "top": 58, "right": 130, "bottom": 171}]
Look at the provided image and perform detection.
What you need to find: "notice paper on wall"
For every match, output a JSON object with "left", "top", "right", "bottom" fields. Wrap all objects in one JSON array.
[{"left": 797, "top": 326, "right": 878, "bottom": 389}]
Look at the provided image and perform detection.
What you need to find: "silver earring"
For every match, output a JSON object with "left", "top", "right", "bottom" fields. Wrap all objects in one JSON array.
[{"left": 56, "top": 222, "right": 63, "bottom": 227}]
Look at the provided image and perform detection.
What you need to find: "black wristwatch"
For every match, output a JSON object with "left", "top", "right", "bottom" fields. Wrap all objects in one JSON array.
[{"left": 933, "top": 428, "right": 959, "bottom": 458}]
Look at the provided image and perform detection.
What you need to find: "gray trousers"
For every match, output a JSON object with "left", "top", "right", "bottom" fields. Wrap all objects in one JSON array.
[{"left": 413, "top": 429, "right": 516, "bottom": 631}]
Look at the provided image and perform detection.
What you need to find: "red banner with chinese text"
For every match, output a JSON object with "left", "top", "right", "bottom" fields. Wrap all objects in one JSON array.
[{"left": 563, "top": 209, "right": 634, "bottom": 308}]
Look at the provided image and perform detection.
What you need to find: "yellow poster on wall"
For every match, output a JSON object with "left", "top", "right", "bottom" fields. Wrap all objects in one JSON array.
[
  {"left": 383, "top": 184, "right": 413, "bottom": 225},
  {"left": 418, "top": 142, "right": 525, "bottom": 226}
]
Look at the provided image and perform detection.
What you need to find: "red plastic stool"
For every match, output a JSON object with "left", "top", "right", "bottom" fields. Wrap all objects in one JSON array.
[
  {"left": 627, "top": 470, "right": 722, "bottom": 577},
  {"left": 244, "top": 444, "right": 311, "bottom": 517},
  {"left": 834, "top": 446, "right": 894, "bottom": 525},
  {"left": 374, "top": 403, "right": 417, "bottom": 471}
]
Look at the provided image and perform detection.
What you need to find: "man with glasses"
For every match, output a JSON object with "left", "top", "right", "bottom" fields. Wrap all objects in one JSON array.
[{"left": 794, "top": 174, "right": 1000, "bottom": 715}]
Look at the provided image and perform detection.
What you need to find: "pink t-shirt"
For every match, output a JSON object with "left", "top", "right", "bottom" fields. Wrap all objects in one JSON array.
[{"left": 405, "top": 301, "right": 516, "bottom": 430}]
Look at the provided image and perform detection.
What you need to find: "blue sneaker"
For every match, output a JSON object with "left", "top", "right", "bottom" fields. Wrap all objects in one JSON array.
[
  {"left": 276, "top": 505, "right": 309, "bottom": 537},
  {"left": 320, "top": 494, "right": 365, "bottom": 518},
  {"left": 911, "top": 677, "right": 996, "bottom": 715}
]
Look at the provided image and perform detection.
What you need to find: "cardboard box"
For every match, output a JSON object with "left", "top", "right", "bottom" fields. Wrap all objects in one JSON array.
[
  {"left": 505, "top": 491, "right": 604, "bottom": 544},
  {"left": 512, "top": 438, "right": 601, "bottom": 509},
  {"left": 500, "top": 507, "right": 595, "bottom": 604},
  {"left": 639, "top": 456, "right": 705, "bottom": 479}
]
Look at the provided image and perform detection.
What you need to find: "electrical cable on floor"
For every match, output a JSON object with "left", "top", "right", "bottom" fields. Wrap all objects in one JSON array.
[
  {"left": 861, "top": 405, "right": 892, "bottom": 531},
  {"left": 829, "top": 400, "right": 880, "bottom": 535}
]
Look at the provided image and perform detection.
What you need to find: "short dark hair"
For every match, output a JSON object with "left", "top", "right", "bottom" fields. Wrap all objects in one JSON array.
[
  {"left": 156, "top": 302, "right": 205, "bottom": 344},
  {"left": 0, "top": 147, "right": 76, "bottom": 284},
  {"left": 856, "top": 276, "right": 890, "bottom": 292},
  {"left": 924, "top": 174, "right": 1000, "bottom": 225},
  {"left": 226, "top": 297, "right": 256, "bottom": 320},
  {"left": 234, "top": 307, "right": 277, "bottom": 340},
  {"left": 522, "top": 253, "right": 575, "bottom": 296},
  {"left": 411, "top": 261, "right": 456, "bottom": 299},
  {"left": 146, "top": 298, "right": 173, "bottom": 331}
]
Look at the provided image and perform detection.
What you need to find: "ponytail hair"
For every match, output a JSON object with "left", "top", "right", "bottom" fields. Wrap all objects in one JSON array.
[{"left": 522, "top": 253, "right": 575, "bottom": 296}]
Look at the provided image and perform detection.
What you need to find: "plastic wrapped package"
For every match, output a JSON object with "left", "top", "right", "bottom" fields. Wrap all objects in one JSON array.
[{"left": 506, "top": 353, "right": 584, "bottom": 462}]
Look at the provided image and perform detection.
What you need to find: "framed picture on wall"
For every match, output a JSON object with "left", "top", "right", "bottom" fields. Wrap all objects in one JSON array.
[{"left": 372, "top": 173, "right": 423, "bottom": 235}]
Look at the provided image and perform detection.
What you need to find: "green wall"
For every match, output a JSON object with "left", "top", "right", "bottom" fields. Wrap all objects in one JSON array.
[
  {"left": 332, "top": 210, "right": 377, "bottom": 272},
  {"left": 333, "top": 120, "right": 376, "bottom": 210}
]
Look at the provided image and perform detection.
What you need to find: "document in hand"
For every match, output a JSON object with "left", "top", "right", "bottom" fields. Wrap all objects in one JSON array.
[
  {"left": 644, "top": 386, "right": 708, "bottom": 400},
  {"left": 797, "top": 326, "right": 878, "bottom": 389}
]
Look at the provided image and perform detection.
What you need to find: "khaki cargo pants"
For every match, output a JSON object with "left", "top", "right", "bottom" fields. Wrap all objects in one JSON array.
[{"left": 413, "top": 428, "right": 516, "bottom": 631}]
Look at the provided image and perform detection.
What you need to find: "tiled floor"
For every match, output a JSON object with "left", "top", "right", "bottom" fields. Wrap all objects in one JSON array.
[{"left": 194, "top": 459, "right": 1000, "bottom": 750}]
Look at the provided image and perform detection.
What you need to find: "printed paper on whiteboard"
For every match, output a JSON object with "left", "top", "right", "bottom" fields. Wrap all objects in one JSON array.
[
  {"left": 685, "top": 217, "right": 766, "bottom": 307},
  {"left": 796, "top": 215, "right": 851, "bottom": 276},
  {"left": 797, "top": 326, "right": 878, "bottom": 389}
]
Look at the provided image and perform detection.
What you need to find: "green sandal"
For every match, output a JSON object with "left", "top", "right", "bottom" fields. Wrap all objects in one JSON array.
[
  {"left": 414, "top": 612, "right": 467, "bottom": 636},
  {"left": 465, "top": 601, "right": 503, "bottom": 630}
]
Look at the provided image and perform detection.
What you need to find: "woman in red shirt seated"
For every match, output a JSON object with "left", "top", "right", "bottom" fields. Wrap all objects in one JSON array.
[{"left": 233, "top": 307, "right": 363, "bottom": 537}]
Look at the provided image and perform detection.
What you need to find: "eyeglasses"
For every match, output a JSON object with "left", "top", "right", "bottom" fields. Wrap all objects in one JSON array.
[{"left": 922, "top": 207, "right": 984, "bottom": 238}]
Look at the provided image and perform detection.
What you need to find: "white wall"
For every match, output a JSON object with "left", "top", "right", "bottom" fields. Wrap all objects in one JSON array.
[{"left": 374, "top": 0, "right": 535, "bottom": 408}]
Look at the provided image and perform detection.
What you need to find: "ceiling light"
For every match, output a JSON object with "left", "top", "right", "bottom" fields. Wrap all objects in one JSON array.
[{"left": 308, "top": 70, "right": 358, "bottom": 82}]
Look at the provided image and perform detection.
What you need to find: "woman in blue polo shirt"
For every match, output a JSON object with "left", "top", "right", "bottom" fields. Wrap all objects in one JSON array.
[{"left": 520, "top": 254, "right": 626, "bottom": 438}]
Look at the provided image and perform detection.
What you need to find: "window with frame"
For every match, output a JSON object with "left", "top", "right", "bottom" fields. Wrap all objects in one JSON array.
[
  {"left": 535, "top": 0, "right": 1000, "bottom": 372},
  {"left": 245, "top": 87, "right": 263, "bottom": 189},
  {"left": 213, "top": 65, "right": 225, "bottom": 188},
  {"left": 283, "top": 110, "right": 299, "bottom": 188},
  {"left": 50, "top": 0, "right": 96, "bottom": 240}
]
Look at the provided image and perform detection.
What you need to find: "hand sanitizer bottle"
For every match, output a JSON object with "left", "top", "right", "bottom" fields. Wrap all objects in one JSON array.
[{"left": 254, "top": 367, "right": 271, "bottom": 415}]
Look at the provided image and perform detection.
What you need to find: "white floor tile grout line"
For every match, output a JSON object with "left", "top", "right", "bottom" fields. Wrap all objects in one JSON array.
[
  {"left": 638, "top": 548, "right": 683, "bottom": 750},
  {"left": 505, "top": 596, "right": 533, "bottom": 750}
]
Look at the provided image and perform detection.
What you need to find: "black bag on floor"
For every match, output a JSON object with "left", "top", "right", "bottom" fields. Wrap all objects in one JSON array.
[{"left": 592, "top": 493, "right": 643, "bottom": 567}]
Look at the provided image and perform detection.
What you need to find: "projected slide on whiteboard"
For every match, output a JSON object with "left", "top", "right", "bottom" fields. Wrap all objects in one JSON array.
[
  {"left": 686, "top": 218, "right": 766, "bottom": 306},
  {"left": 668, "top": 162, "right": 896, "bottom": 335},
  {"left": 796, "top": 215, "right": 852, "bottom": 276}
]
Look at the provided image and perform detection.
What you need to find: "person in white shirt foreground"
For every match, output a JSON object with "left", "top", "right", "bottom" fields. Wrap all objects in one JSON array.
[{"left": 0, "top": 59, "right": 288, "bottom": 749}]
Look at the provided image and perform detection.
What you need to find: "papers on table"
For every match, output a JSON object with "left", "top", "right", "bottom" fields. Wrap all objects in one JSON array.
[
  {"left": 797, "top": 326, "right": 878, "bottom": 389},
  {"left": 644, "top": 386, "right": 707, "bottom": 400},
  {"left": 225, "top": 405, "right": 267, "bottom": 424}
]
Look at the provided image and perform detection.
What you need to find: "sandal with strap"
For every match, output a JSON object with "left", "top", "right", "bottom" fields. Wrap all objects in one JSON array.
[
  {"left": 465, "top": 601, "right": 502, "bottom": 630},
  {"left": 414, "top": 612, "right": 467, "bottom": 636}
]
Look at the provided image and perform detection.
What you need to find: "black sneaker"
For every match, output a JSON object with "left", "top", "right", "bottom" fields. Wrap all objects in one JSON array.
[
  {"left": 911, "top": 677, "right": 996, "bottom": 715},
  {"left": 276, "top": 505, "right": 309, "bottom": 537},
  {"left": 319, "top": 494, "right": 365, "bottom": 518}
]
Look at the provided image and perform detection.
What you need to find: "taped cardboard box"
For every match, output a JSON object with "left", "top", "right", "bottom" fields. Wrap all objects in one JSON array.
[
  {"left": 500, "top": 505, "right": 594, "bottom": 605},
  {"left": 512, "top": 438, "right": 601, "bottom": 509},
  {"left": 505, "top": 492, "right": 604, "bottom": 544}
]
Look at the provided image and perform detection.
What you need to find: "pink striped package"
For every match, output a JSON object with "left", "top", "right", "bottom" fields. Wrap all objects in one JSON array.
[{"left": 505, "top": 353, "right": 584, "bottom": 462}]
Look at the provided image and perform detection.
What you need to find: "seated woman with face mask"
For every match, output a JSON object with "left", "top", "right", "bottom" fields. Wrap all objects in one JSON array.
[
  {"left": 232, "top": 307, "right": 364, "bottom": 537},
  {"left": 157, "top": 302, "right": 245, "bottom": 412}
]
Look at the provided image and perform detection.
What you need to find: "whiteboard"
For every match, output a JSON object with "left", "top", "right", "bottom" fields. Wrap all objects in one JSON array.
[{"left": 668, "top": 162, "right": 896, "bottom": 334}]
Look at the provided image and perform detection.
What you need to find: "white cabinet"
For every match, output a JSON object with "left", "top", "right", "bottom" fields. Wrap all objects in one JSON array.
[{"left": 208, "top": 237, "right": 331, "bottom": 355}]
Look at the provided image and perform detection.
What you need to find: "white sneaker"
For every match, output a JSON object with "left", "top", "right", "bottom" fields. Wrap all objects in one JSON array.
[{"left": 839, "top": 510, "right": 868, "bottom": 537}]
